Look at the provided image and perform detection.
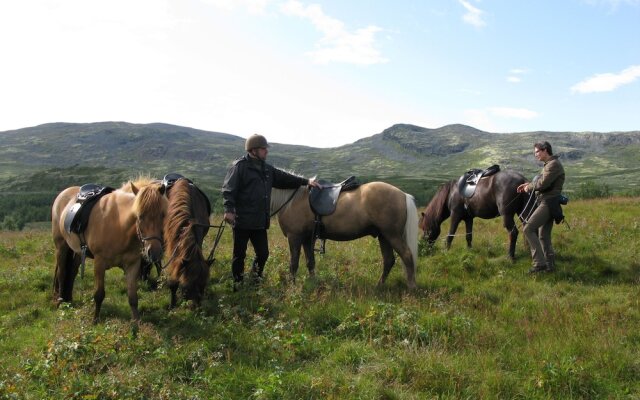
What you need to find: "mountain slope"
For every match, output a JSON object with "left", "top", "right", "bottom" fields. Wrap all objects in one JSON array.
[{"left": 2, "top": 121, "right": 640, "bottom": 204}]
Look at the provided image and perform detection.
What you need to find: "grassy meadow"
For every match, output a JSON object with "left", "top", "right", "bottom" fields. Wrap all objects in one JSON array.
[{"left": 1, "top": 197, "right": 639, "bottom": 399}]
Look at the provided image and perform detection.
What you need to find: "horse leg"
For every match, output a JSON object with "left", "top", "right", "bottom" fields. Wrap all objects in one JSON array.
[
  {"left": 447, "top": 216, "right": 463, "bottom": 250},
  {"left": 504, "top": 215, "right": 518, "bottom": 261},
  {"left": 385, "top": 235, "right": 417, "bottom": 290},
  {"left": 92, "top": 259, "right": 107, "bottom": 324},
  {"left": 125, "top": 261, "right": 142, "bottom": 321},
  {"left": 302, "top": 236, "right": 316, "bottom": 278},
  {"left": 53, "top": 243, "right": 79, "bottom": 304},
  {"left": 464, "top": 218, "right": 474, "bottom": 248},
  {"left": 168, "top": 280, "right": 179, "bottom": 309},
  {"left": 287, "top": 236, "right": 304, "bottom": 282},
  {"left": 377, "top": 236, "right": 396, "bottom": 287}
]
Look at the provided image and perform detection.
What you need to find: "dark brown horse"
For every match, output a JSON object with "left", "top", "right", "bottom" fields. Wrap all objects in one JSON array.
[
  {"left": 163, "top": 178, "right": 211, "bottom": 308},
  {"left": 52, "top": 178, "right": 168, "bottom": 322},
  {"left": 271, "top": 182, "right": 419, "bottom": 289},
  {"left": 419, "top": 170, "right": 529, "bottom": 259}
]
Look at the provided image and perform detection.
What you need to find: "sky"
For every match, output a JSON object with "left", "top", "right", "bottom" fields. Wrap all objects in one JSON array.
[{"left": 1, "top": 0, "right": 639, "bottom": 148}]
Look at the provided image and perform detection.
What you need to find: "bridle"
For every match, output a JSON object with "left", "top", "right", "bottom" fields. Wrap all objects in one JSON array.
[{"left": 136, "top": 221, "right": 163, "bottom": 246}]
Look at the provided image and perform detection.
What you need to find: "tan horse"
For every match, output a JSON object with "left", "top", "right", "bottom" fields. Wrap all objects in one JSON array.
[
  {"left": 51, "top": 179, "right": 168, "bottom": 323},
  {"left": 271, "top": 181, "right": 419, "bottom": 289}
]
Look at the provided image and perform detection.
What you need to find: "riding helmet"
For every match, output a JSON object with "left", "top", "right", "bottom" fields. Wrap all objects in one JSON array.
[{"left": 245, "top": 134, "right": 270, "bottom": 151}]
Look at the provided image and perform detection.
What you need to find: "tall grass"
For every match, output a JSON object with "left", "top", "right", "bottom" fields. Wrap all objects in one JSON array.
[{"left": 1, "top": 197, "right": 639, "bottom": 399}]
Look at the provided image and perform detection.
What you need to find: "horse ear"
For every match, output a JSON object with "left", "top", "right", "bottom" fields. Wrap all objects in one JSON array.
[{"left": 130, "top": 182, "right": 139, "bottom": 195}]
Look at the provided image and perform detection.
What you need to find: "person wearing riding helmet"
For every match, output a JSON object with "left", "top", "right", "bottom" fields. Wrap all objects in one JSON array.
[
  {"left": 222, "top": 134, "right": 320, "bottom": 288},
  {"left": 517, "top": 141, "right": 565, "bottom": 273}
]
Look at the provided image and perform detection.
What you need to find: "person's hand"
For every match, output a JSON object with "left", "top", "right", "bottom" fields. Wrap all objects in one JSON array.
[
  {"left": 516, "top": 183, "right": 529, "bottom": 193},
  {"left": 223, "top": 212, "right": 236, "bottom": 226},
  {"left": 308, "top": 179, "right": 322, "bottom": 189}
]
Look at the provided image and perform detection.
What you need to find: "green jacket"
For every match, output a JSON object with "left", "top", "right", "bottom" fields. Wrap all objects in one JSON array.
[{"left": 527, "top": 155, "right": 565, "bottom": 202}]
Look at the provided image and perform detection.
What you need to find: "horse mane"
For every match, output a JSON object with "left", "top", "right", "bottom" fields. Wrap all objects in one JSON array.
[
  {"left": 423, "top": 180, "right": 454, "bottom": 229},
  {"left": 164, "top": 179, "right": 209, "bottom": 293},
  {"left": 270, "top": 185, "right": 306, "bottom": 215},
  {"left": 131, "top": 181, "right": 167, "bottom": 218}
]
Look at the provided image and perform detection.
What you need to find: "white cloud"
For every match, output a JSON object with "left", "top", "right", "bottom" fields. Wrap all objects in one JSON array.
[
  {"left": 489, "top": 107, "right": 539, "bottom": 119},
  {"left": 571, "top": 65, "right": 640, "bottom": 93},
  {"left": 281, "top": 0, "right": 387, "bottom": 65},
  {"left": 459, "top": 0, "right": 486, "bottom": 28},
  {"left": 201, "top": 0, "right": 271, "bottom": 14},
  {"left": 506, "top": 68, "right": 529, "bottom": 84}
]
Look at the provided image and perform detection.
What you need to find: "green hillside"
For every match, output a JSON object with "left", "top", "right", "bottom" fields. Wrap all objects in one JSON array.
[{"left": 1, "top": 121, "right": 639, "bottom": 229}]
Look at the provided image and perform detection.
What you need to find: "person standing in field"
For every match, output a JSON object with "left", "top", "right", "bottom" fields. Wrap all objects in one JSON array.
[
  {"left": 517, "top": 141, "right": 566, "bottom": 273},
  {"left": 222, "top": 134, "right": 320, "bottom": 288}
]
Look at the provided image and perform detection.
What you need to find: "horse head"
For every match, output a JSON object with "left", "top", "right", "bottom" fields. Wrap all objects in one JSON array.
[
  {"left": 419, "top": 211, "right": 440, "bottom": 244},
  {"left": 131, "top": 181, "right": 168, "bottom": 263}
]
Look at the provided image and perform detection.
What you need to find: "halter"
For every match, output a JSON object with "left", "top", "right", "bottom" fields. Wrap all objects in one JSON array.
[{"left": 136, "top": 222, "right": 163, "bottom": 245}]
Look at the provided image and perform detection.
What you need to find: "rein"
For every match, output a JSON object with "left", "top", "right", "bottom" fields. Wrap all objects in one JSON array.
[{"left": 270, "top": 187, "right": 300, "bottom": 217}]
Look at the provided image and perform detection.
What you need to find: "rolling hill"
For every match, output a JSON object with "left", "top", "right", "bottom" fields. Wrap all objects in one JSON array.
[{"left": 1, "top": 121, "right": 639, "bottom": 225}]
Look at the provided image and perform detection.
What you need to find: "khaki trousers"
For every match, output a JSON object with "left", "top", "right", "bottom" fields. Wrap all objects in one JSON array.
[{"left": 523, "top": 201, "right": 555, "bottom": 268}]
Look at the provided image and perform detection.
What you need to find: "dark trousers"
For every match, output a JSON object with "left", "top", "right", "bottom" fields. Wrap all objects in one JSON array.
[{"left": 231, "top": 228, "right": 269, "bottom": 282}]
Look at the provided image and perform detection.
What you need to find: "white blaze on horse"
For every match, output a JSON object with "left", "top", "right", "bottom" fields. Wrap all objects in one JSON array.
[
  {"left": 51, "top": 178, "right": 168, "bottom": 323},
  {"left": 271, "top": 180, "right": 419, "bottom": 289}
]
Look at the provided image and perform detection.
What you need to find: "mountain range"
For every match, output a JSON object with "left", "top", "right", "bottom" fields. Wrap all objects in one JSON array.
[{"left": 2, "top": 121, "right": 639, "bottom": 208}]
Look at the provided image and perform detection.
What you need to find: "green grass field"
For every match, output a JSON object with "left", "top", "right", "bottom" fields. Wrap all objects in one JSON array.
[{"left": 1, "top": 197, "right": 639, "bottom": 399}]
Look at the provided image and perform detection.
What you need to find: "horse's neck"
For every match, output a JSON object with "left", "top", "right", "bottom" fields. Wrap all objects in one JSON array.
[{"left": 271, "top": 187, "right": 305, "bottom": 214}]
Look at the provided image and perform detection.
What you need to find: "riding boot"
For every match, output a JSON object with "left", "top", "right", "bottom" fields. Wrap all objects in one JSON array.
[
  {"left": 251, "top": 259, "right": 264, "bottom": 283},
  {"left": 545, "top": 255, "right": 556, "bottom": 272}
]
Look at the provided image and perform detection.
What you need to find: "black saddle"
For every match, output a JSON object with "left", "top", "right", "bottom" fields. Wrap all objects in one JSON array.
[
  {"left": 64, "top": 183, "right": 114, "bottom": 234},
  {"left": 309, "top": 176, "right": 359, "bottom": 216},
  {"left": 161, "top": 173, "right": 212, "bottom": 216},
  {"left": 457, "top": 165, "right": 500, "bottom": 198}
]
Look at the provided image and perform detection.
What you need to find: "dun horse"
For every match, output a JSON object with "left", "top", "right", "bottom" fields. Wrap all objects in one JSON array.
[
  {"left": 163, "top": 178, "right": 211, "bottom": 308},
  {"left": 271, "top": 181, "right": 419, "bottom": 289},
  {"left": 419, "top": 170, "right": 528, "bottom": 259},
  {"left": 52, "top": 179, "right": 168, "bottom": 322}
]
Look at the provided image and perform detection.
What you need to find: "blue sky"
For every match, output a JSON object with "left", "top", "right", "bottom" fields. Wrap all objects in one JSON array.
[{"left": 1, "top": 0, "right": 639, "bottom": 147}]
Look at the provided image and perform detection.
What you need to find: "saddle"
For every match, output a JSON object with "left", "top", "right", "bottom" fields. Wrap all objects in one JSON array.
[
  {"left": 161, "top": 173, "right": 212, "bottom": 216},
  {"left": 309, "top": 176, "right": 360, "bottom": 253},
  {"left": 64, "top": 183, "right": 114, "bottom": 235},
  {"left": 309, "top": 175, "right": 359, "bottom": 216},
  {"left": 457, "top": 165, "right": 500, "bottom": 198}
]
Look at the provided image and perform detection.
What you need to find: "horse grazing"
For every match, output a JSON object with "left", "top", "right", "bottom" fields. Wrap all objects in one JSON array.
[
  {"left": 163, "top": 178, "right": 211, "bottom": 308},
  {"left": 52, "top": 179, "right": 168, "bottom": 323},
  {"left": 271, "top": 181, "right": 419, "bottom": 289},
  {"left": 419, "top": 170, "right": 528, "bottom": 259}
]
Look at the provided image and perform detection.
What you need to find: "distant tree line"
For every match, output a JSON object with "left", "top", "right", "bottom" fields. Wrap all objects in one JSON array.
[
  {"left": 0, "top": 193, "right": 55, "bottom": 231},
  {"left": 0, "top": 179, "right": 637, "bottom": 231}
]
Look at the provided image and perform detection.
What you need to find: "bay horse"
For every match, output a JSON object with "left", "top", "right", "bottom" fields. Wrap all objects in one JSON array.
[
  {"left": 162, "top": 177, "right": 211, "bottom": 308},
  {"left": 52, "top": 179, "right": 168, "bottom": 323},
  {"left": 419, "top": 170, "right": 528, "bottom": 259},
  {"left": 271, "top": 181, "right": 419, "bottom": 289}
]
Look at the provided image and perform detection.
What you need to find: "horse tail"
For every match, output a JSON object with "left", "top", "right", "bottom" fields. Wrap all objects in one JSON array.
[{"left": 404, "top": 193, "right": 419, "bottom": 276}]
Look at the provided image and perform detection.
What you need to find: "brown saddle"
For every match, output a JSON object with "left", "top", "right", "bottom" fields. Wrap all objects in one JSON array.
[{"left": 457, "top": 165, "right": 500, "bottom": 198}]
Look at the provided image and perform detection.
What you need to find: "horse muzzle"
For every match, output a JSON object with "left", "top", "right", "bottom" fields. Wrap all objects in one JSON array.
[{"left": 140, "top": 235, "right": 164, "bottom": 263}]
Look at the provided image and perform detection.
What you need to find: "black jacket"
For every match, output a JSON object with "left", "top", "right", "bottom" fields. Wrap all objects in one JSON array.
[{"left": 222, "top": 154, "right": 308, "bottom": 229}]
